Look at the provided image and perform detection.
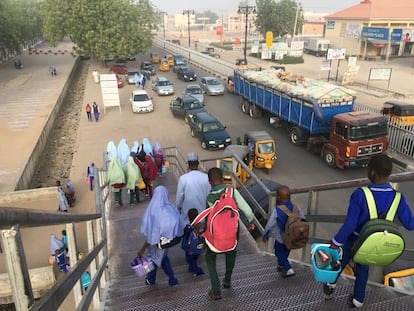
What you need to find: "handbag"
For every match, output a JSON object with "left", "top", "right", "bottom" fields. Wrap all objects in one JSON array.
[
  {"left": 138, "top": 175, "right": 146, "bottom": 190},
  {"left": 85, "top": 176, "right": 90, "bottom": 185},
  {"left": 131, "top": 257, "right": 155, "bottom": 277},
  {"left": 157, "top": 236, "right": 182, "bottom": 249},
  {"left": 49, "top": 255, "right": 56, "bottom": 265}
]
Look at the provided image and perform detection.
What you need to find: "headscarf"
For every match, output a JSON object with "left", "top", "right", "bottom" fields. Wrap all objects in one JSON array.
[
  {"left": 125, "top": 156, "right": 141, "bottom": 190},
  {"left": 153, "top": 141, "right": 162, "bottom": 155},
  {"left": 117, "top": 138, "right": 130, "bottom": 167},
  {"left": 140, "top": 186, "right": 183, "bottom": 245},
  {"left": 50, "top": 234, "right": 64, "bottom": 255},
  {"left": 131, "top": 140, "right": 140, "bottom": 154},
  {"left": 106, "top": 141, "right": 117, "bottom": 162},
  {"left": 142, "top": 138, "right": 153, "bottom": 156}
]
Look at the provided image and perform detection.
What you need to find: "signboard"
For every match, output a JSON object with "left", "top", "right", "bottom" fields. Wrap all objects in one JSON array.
[
  {"left": 251, "top": 40, "right": 260, "bottom": 53},
  {"left": 361, "top": 27, "right": 389, "bottom": 40},
  {"left": 327, "top": 21, "right": 335, "bottom": 30},
  {"left": 266, "top": 31, "right": 273, "bottom": 48},
  {"left": 320, "top": 60, "right": 331, "bottom": 71},
  {"left": 348, "top": 56, "right": 357, "bottom": 67},
  {"left": 391, "top": 29, "right": 402, "bottom": 41},
  {"left": 261, "top": 45, "right": 272, "bottom": 59},
  {"left": 216, "top": 25, "right": 223, "bottom": 36},
  {"left": 100, "top": 74, "right": 121, "bottom": 113},
  {"left": 402, "top": 29, "right": 413, "bottom": 42},
  {"left": 345, "top": 24, "right": 361, "bottom": 39},
  {"left": 369, "top": 68, "right": 392, "bottom": 81},
  {"left": 274, "top": 50, "right": 284, "bottom": 60},
  {"left": 342, "top": 65, "right": 360, "bottom": 85},
  {"left": 290, "top": 41, "right": 304, "bottom": 50},
  {"left": 326, "top": 48, "right": 346, "bottom": 60}
]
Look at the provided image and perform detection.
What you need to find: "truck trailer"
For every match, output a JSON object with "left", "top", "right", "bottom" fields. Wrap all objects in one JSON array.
[{"left": 233, "top": 69, "right": 389, "bottom": 169}]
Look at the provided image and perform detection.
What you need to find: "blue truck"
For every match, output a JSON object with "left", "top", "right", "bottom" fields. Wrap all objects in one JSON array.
[{"left": 233, "top": 69, "right": 389, "bottom": 168}]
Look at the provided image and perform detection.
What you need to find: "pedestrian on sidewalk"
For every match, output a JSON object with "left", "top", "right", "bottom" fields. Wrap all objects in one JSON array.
[
  {"left": 86, "top": 163, "right": 95, "bottom": 191},
  {"left": 56, "top": 180, "right": 69, "bottom": 212},
  {"left": 134, "top": 73, "right": 140, "bottom": 88},
  {"left": 85, "top": 104, "right": 92, "bottom": 121},
  {"left": 141, "top": 75, "right": 146, "bottom": 89},
  {"left": 92, "top": 69, "right": 100, "bottom": 83},
  {"left": 92, "top": 102, "right": 100, "bottom": 122}
]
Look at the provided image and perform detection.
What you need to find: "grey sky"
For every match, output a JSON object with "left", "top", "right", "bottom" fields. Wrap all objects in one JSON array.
[{"left": 150, "top": 0, "right": 362, "bottom": 14}]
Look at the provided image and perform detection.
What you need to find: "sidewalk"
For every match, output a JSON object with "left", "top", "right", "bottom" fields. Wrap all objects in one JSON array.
[{"left": 0, "top": 39, "right": 76, "bottom": 193}]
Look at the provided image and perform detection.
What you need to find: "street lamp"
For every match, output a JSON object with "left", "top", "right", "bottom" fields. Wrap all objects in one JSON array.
[
  {"left": 160, "top": 11, "right": 167, "bottom": 40},
  {"left": 238, "top": 5, "right": 256, "bottom": 64},
  {"left": 183, "top": 10, "right": 195, "bottom": 49}
]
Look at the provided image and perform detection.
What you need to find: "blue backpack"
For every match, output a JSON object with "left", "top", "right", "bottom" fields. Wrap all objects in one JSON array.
[{"left": 181, "top": 225, "right": 205, "bottom": 256}]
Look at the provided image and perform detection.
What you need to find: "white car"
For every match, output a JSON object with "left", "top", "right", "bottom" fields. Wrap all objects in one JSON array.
[
  {"left": 184, "top": 84, "right": 204, "bottom": 104},
  {"left": 130, "top": 90, "right": 154, "bottom": 113}
]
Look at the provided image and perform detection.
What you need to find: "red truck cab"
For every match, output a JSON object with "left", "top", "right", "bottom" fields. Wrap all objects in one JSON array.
[{"left": 321, "top": 111, "right": 389, "bottom": 169}]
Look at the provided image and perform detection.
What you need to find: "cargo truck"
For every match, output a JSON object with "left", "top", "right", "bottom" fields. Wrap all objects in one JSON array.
[
  {"left": 303, "top": 38, "right": 330, "bottom": 57},
  {"left": 233, "top": 69, "right": 389, "bottom": 169}
]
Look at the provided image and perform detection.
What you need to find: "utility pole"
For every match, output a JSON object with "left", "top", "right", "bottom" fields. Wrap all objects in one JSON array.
[
  {"left": 183, "top": 10, "right": 195, "bottom": 50},
  {"left": 160, "top": 11, "right": 167, "bottom": 48},
  {"left": 238, "top": 5, "right": 256, "bottom": 64}
]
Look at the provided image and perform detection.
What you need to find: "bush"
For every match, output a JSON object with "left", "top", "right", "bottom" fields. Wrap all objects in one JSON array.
[{"left": 249, "top": 53, "right": 304, "bottom": 64}]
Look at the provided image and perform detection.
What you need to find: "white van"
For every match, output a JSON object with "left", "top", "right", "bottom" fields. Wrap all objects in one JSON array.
[{"left": 130, "top": 90, "right": 154, "bottom": 113}]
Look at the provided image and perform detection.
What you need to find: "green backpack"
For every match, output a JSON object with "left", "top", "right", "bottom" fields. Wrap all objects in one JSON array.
[{"left": 352, "top": 186, "right": 404, "bottom": 266}]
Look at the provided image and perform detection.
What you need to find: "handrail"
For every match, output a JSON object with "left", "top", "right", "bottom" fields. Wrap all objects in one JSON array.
[{"left": 0, "top": 207, "right": 100, "bottom": 229}]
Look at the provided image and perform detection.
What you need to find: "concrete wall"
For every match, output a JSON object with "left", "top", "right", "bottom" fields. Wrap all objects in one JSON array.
[{"left": 14, "top": 58, "right": 80, "bottom": 191}]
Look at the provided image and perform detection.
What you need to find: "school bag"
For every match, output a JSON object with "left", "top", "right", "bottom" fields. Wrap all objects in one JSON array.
[
  {"left": 352, "top": 186, "right": 404, "bottom": 266},
  {"left": 191, "top": 187, "right": 239, "bottom": 253},
  {"left": 278, "top": 204, "right": 309, "bottom": 250},
  {"left": 181, "top": 225, "right": 205, "bottom": 256},
  {"left": 145, "top": 154, "right": 158, "bottom": 181}
]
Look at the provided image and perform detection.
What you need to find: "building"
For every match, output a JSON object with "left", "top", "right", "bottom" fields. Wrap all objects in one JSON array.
[{"left": 325, "top": 0, "right": 414, "bottom": 58}]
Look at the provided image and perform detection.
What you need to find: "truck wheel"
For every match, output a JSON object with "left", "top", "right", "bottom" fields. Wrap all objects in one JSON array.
[
  {"left": 249, "top": 105, "right": 262, "bottom": 118},
  {"left": 201, "top": 141, "right": 207, "bottom": 149},
  {"left": 290, "top": 127, "right": 304, "bottom": 146},
  {"left": 324, "top": 149, "right": 336, "bottom": 168},
  {"left": 241, "top": 100, "right": 250, "bottom": 114}
]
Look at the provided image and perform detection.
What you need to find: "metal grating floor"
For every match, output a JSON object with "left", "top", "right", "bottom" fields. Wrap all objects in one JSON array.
[{"left": 103, "top": 173, "right": 414, "bottom": 311}]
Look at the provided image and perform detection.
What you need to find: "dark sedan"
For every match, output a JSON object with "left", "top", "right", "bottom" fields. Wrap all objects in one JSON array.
[
  {"left": 188, "top": 112, "right": 231, "bottom": 150},
  {"left": 170, "top": 95, "right": 207, "bottom": 123},
  {"left": 140, "top": 61, "right": 156, "bottom": 75},
  {"left": 177, "top": 66, "right": 197, "bottom": 82}
]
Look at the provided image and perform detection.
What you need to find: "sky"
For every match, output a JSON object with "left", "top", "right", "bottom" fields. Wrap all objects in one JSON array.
[{"left": 150, "top": 0, "right": 362, "bottom": 14}]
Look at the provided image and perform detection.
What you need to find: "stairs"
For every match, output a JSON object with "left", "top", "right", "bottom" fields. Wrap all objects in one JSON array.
[{"left": 101, "top": 173, "right": 414, "bottom": 311}]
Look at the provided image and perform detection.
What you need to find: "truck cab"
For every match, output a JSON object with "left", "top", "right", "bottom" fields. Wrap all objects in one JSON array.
[
  {"left": 304, "top": 38, "right": 330, "bottom": 57},
  {"left": 321, "top": 111, "right": 389, "bottom": 169}
]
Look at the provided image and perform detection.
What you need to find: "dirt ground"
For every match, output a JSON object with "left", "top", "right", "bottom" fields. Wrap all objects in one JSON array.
[{"left": 29, "top": 62, "right": 88, "bottom": 188}]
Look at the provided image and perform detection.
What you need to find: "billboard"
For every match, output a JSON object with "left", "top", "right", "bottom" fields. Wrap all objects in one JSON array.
[{"left": 361, "top": 27, "right": 389, "bottom": 40}]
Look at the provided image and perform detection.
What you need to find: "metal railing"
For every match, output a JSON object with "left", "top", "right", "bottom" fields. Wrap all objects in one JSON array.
[{"left": 0, "top": 167, "right": 111, "bottom": 311}]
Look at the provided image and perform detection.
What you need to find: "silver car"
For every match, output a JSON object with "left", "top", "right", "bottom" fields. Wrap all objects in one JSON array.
[
  {"left": 184, "top": 84, "right": 205, "bottom": 104},
  {"left": 125, "top": 69, "right": 141, "bottom": 84},
  {"left": 200, "top": 77, "right": 225, "bottom": 96},
  {"left": 151, "top": 77, "right": 174, "bottom": 96}
]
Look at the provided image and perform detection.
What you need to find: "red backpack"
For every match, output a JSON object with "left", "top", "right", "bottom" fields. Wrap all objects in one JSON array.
[{"left": 191, "top": 187, "right": 239, "bottom": 253}]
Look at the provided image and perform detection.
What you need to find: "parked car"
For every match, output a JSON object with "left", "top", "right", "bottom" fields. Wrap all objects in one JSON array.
[
  {"left": 140, "top": 61, "right": 156, "bottom": 75},
  {"left": 184, "top": 84, "right": 204, "bottom": 104},
  {"left": 114, "top": 58, "right": 128, "bottom": 65},
  {"left": 177, "top": 66, "right": 197, "bottom": 82},
  {"left": 116, "top": 74, "right": 123, "bottom": 88},
  {"left": 151, "top": 77, "right": 174, "bottom": 96},
  {"left": 110, "top": 63, "right": 128, "bottom": 75},
  {"left": 130, "top": 90, "right": 154, "bottom": 113},
  {"left": 170, "top": 95, "right": 207, "bottom": 122},
  {"left": 188, "top": 112, "right": 231, "bottom": 150},
  {"left": 125, "top": 68, "right": 141, "bottom": 84},
  {"left": 173, "top": 63, "right": 188, "bottom": 73},
  {"left": 200, "top": 77, "right": 225, "bottom": 96}
]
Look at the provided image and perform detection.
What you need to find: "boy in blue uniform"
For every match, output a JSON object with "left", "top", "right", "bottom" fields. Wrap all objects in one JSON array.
[
  {"left": 324, "top": 154, "right": 414, "bottom": 308},
  {"left": 263, "top": 185, "right": 305, "bottom": 278}
]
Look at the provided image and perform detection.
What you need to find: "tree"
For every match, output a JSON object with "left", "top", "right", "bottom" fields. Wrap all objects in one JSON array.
[
  {"left": 40, "top": 0, "right": 157, "bottom": 61},
  {"left": 0, "top": 0, "right": 42, "bottom": 53},
  {"left": 255, "top": 0, "right": 303, "bottom": 39}
]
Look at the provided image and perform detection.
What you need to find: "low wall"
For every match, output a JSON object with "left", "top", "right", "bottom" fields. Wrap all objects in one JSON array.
[{"left": 14, "top": 58, "right": 80, "bottom": 191}]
